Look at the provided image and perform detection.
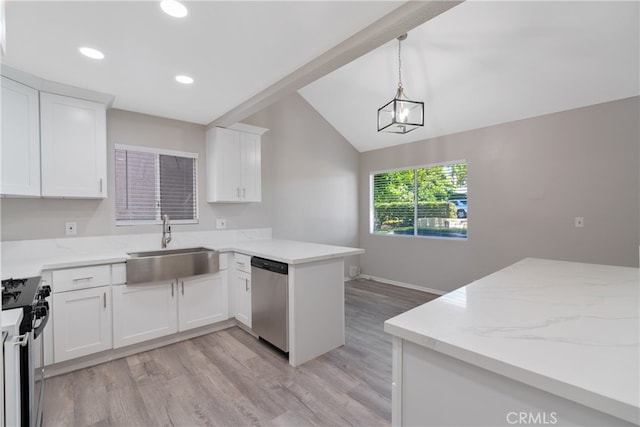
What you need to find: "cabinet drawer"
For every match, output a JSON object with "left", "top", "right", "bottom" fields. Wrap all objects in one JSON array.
[
  {"left": 234, "top": 253, "right": 252, "bottom": 274},
  {"left": 52, "top": 265, "right": 111, "bottom": 292}
]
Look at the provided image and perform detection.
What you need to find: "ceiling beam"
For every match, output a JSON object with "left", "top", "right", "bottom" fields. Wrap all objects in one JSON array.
[{"left": 207, "top": 0, "right": 463, "bottom": 129}]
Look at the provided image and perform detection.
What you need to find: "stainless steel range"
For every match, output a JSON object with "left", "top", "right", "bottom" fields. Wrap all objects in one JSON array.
[{"left": 2, "top": 276, "right": 50, "bottom": 427}]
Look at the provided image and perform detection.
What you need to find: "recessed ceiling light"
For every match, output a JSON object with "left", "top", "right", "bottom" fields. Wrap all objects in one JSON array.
[
  {"left": 161, "top": 0, "right": 188, "bottom": 18},
  {"left": 79, "top": 47, "right": 104, "bottom": 60},
  {"left": 175, "top": 75, "right": 194, "bottom": 85}
]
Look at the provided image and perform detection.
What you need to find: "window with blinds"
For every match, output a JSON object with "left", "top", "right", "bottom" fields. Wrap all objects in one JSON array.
[
  {"left": 371, "top": 161, "right": 468, "bottom": 239},
  {"left": 115, "top": 145, "right": 198, "bottom": 225}
]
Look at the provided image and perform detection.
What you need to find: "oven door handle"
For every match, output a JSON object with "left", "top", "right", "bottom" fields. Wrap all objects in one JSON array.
[
  {"left": 12, "top": 331, "right": 30, "bottom": 347},
  {"left": 33, "top": 310, "right": 50, "bottom": 340}
]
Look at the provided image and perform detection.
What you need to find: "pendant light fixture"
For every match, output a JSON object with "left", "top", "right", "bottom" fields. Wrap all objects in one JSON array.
[{"left": 377, "top": 33, "right": 424, "bottom": 134}]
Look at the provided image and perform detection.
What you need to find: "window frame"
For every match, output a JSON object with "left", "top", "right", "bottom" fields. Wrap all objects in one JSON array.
[
  {"left": 114, "top": 144, "right": 199, "bottom": 226},
  {"left": 369, "top": 159, "right": 468, "bottom": 240}
]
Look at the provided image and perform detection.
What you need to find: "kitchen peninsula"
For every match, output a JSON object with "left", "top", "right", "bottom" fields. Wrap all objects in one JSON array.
[
  {"left": 385, "top": 258, "right": 639, "bottom": 426},
  {"left": 1, "top": 228, "right": 364, "bottom": 372}
]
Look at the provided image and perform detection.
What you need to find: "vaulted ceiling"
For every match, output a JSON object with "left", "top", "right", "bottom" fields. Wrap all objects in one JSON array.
[
  {"left": 299, "top": 0, "right": 640, "bottom": 151},
  {"left": 3, "top": 1, "right": 638, "bottom": 152}
]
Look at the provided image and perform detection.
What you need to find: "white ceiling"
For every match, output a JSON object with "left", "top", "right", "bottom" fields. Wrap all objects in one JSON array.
[
  {"left": 1, "top": 0, "right": 403, "bottom": 124},
  {"left": 3, "top": 1, "right": 639, "bottom": 153},
  {"left": 300, "top": 1, "right": 640, "bottom": 152}
]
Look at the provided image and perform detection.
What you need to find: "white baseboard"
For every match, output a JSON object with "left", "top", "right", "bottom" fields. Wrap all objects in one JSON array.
[{"left": 355, "top": 274, "right": 447, "bottom": 296}]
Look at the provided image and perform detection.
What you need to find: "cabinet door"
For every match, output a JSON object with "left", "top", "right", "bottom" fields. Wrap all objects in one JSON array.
[
  {"left": 40, "top": 92, "right": 106, "bottom": 198},
  {"left": 240, "top": 132, "right": 261, "bottom": 202},
  {"left": 0, "top": 77, "right": 40, "bottom": 197},
  {"left": 112, "top": 281, "right": 178, "bottom": 348},
  {"left": 53, "top": 286, "right": 112, "bottom": 363},
  {"left": 235, "top": 270, "right": 251, "bottom": 328},
  {"left": 206, "top": 127, "right": 241, "bottom": 202},
  {"left": 178, "top": 271, "right": 228, "bottom": 331}
]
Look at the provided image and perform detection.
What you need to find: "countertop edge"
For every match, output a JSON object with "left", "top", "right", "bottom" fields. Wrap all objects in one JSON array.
[
  {"left": 220, "top": 246, "right": 365, "bottom": 265},
  {"left": 383, "top": 321, "right": 639, "bottom": 425}
]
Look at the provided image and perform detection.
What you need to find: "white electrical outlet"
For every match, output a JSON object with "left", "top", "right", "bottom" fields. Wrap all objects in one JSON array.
[
  {"left": 65, "top": 221, "right": 77, "bottom": 235},
  {"left": 574, "top": 217, "right": 584, "bottom": 228},
  {"left": 216, "top": 219, "right": 227, "bottom": 229}
]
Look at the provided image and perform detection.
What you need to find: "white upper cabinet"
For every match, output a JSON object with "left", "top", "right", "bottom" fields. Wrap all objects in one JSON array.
[
  {"left": 40, "top": 92, "right": 107, "bottom": 198},
  {"left": 240, "top": 132, "right": 261, "bottom": 202},
  {"left": 206, "top": 126, "right": 265, "bottom": 202},
  {"left": 1, "top": 77, "right": 41, "bottom": 197}
]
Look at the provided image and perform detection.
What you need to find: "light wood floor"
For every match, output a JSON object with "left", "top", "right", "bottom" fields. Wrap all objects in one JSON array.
[{"left": 42, "top": 279, "right": 438, "bottom": 427}]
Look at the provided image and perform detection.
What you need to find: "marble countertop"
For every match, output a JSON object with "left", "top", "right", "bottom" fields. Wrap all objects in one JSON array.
[
  {"left": 220, "top": 239, "right": 364, "bottom": 265},
  {"left": 384, "top": 258, "right": 640, "bottom": 425},
  {"left": 0, "top": 229, "right": 363, "bottom": 280}
]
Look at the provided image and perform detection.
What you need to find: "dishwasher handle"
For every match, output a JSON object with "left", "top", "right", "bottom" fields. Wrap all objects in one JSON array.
[{"left": 250, "top": 256, "right": 288, "bottom": 275}]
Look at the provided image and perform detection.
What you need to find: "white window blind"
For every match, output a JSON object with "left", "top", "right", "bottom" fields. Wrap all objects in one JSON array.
[
  {"left": 115, "top": 145, "right": 198, "bottom": 225},
  {"left": 371, "top": 161, "right": 468, "bottom": 239}
]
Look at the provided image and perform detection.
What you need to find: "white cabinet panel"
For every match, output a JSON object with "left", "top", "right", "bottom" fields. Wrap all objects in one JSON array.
[
  {"left": 53, "top": 285, "right": 112, "bottom": 363},
  {"left": 112, "top": 281, "right": 178, "bottom": 348},
  {"left": 240, "top": 132, "right": 261, "bottom": 202},
  {"left": 235, "top": 270, "right": 251, "bottom": 328},
  {"left": 206, "top": 127, "right": 238, "bottom": 202},
  {"left": 206, "top": 127, "right": 262, "bottom": 202},
  {"left": 178, "top": 271, "right": 228, "bottom": 331},
  {"left": 0, "top": 77, "right": 40, "bottom": 197},
  {"left": 40, "top": 92, "right": 106, "bottom": 198}
]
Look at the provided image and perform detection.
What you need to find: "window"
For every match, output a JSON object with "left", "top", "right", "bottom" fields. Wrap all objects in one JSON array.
[
  {"left": 371, "top": 161, "right": 467, "bottom": 239},
  {"left": 115, "top": 145, "right": 198, "bottom": 225}
]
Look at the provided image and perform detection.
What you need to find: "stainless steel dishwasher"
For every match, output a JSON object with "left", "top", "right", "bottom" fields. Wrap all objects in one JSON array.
[{"left": 251, "top": 256, "right": 288, "bottom": 353}]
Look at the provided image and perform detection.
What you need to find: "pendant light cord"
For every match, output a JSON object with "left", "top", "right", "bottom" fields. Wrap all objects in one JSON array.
[{"left": 397, "top": 37, "right": 403, "bottom": 89}]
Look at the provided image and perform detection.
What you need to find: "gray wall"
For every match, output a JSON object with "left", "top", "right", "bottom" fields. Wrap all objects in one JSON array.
[
  {"left": 359, "top": 97, "right": 640, "bottom": 293},
  {"left": 243, "top": 93, "right": 359, "bottom": 249},
  {"left": 0, "top": 93, "right": 360, "bottom": 262},
  {"left": 0, "top": 109, "right": 270, "bottom": 240}
]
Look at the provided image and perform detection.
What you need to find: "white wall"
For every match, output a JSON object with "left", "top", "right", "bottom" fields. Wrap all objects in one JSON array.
[{"left": 359, "top": 97, "right": 640, "bottom": 293}]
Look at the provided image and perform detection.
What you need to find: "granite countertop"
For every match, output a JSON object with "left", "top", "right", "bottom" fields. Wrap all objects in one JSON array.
[
  {"left": 1, "top": 233, "right": 363, "bottom": 280},
  {"left": 384, "top": 258, "right": 640, "bottom": 425}
]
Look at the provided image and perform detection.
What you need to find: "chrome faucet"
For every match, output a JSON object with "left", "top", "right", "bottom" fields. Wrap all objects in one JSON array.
[{"left": 161, "top": 214, "right": 172, "bottom": 248}]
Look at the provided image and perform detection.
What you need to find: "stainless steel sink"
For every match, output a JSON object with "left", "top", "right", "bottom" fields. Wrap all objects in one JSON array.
[{"left": 126, "top": 247, "right": 220, "bottom": 284}]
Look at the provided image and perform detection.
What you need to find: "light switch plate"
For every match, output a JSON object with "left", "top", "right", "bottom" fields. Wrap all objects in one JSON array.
[
  {"left": 65, "top": 221, "right": 77, "bottom": 235},
  {"left": 216, "top": 219, "right": 227, "bottom": 229}
]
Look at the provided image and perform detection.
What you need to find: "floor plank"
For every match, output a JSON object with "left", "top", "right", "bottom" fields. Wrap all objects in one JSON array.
[{"left": 42, "top": 279, "right": 437, "bottom": 426}]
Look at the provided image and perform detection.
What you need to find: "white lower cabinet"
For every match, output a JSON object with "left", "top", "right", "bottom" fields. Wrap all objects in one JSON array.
[
  {"left": 53, "top": 285, "right": 112, "bottom": 363},
  {"left": 112, "top": 280, "right": 178, "bottom": 349},
  {"left": 234, "top": 271, "right": 252, "bottom": 328},
  {"left": 178, "top": 271, "right": 228, "bottom": 331},
  {"left": 233, "top": 253, "right": 252, "bottom": 328},
  {"left": 113, "top": 271, "right": 228, "bottom": 349}
]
